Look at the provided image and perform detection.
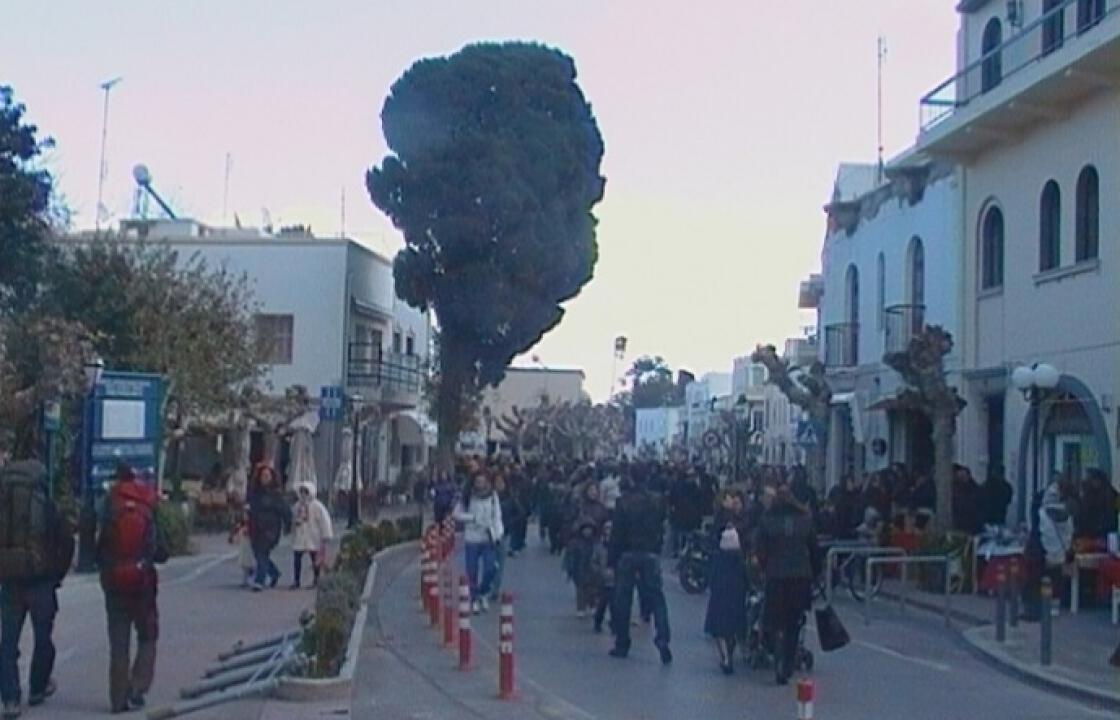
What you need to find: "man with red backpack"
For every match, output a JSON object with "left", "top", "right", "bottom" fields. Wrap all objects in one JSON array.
[
  {"left": 0, "top": 461, "right": 75, "bottom": 720},
  {"left": 95, "top": 465, "right": 168, "bottom": 714}
]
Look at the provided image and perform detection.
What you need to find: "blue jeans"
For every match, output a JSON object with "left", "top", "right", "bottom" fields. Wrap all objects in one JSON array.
[
  {"left": 611, "top": 553, "right": 671, "bottom": 651},
  {"left": 253, "top": 547, "right": 280, "bottom": 587},
  {"left": 464, "top": 542, "right": 497, "bottom": 601},
  {"left": 0, "top": 581, "right": 58, "bottom": 704}
]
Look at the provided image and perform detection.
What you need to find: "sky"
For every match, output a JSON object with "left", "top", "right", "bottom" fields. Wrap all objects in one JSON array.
[{"left": 3, "top": 1, "right": 958, "bottom": 401}]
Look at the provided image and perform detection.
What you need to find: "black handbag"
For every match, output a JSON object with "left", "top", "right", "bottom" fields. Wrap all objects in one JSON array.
[{"left": 815, "top": 604, "right": 850, "bottom": 652}]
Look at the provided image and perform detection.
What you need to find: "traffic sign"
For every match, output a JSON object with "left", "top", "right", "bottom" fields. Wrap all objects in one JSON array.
[
  {"left": 796, "top": 420, "right": 819, "bottom": 448},
  {"left": 702, "top": 429, "right": 722, "bottom": 450},
  {"left": 320, "top": 385, "right": 345, "bottom": 421}
]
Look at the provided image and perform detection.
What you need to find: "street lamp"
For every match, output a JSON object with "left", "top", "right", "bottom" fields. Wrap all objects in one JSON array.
[
  {"left": 348, "top": 393, "right": 364, "bottom": 529},
  {"left": 1012, "top": 362, "right": 1061, "bottom": 512},
  {"left": 733, "top": 394, "right": 749, "bottom": 483},
  {"left": 482, "top": 406, "right": 493, "bottom": 458},
  {"left": 76, "top": 356, "right": 105, "bottom": 572}
]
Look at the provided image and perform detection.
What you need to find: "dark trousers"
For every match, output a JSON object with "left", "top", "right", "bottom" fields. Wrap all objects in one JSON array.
[
  {"left": 253, "top": 546, "right": 280, "bottom": 587},
  {"left": 611, "top": 553, "right": 671, "bottom": 651},
  {"left": 105, "top": 589, "right": 158, "bottom": 711},
  {"left": 0, "top": 581, "right": 57, "bottom": 704},
  {"left": 510, "top": 519, "right": 528, "bottom": 552},
  {"left": 293, "top": 551, "right": 320, "bottom": 587},
  {"left": 594, "top": 585, "right": 613, "bottom": 629}
]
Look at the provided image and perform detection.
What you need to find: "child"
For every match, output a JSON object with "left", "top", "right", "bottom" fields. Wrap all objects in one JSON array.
[
  {"left": 592, "top": 520, "right": 614, "bottom": 634},
  {"left": 229, "top": 507, "right": 255, "bottom": 587}
]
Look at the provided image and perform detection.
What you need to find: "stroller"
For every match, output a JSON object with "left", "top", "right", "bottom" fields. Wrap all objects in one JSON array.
[{"left": 743, "top": 572, "right": 816, "bottom": 676}]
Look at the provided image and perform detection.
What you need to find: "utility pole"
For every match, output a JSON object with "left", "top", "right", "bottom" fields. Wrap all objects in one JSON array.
[
  {"left": 95, "top": 77, "right": 122, "bottom": 232},
  {"left": 877, "top": 36, "right": 887, "bottom": 183},
  {"left": 222, "top": 152, "right": 232, "bottom": 223}
]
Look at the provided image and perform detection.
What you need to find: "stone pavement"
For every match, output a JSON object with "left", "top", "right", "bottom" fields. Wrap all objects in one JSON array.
[{"left": 874, "top": 577, "right": 1120, "bottom": 709}]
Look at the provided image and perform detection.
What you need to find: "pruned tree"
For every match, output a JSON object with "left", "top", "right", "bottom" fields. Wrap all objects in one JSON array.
[
  {"left": 367, "top": 42, "right": 606, "bottom": 469},
  {"left": 883, "top": 325, "right": 966, "bottom": 533},
  {"left": 751, "top": 344, "right": 831, "bottom": 489},
  {"left": 627, "top": 356, "right": 683, "bottom": 408}
]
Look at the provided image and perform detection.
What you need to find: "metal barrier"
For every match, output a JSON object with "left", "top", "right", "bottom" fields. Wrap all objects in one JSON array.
[
  {"left": 863, "top": 555, "right": 953, "bottom": 627},
  {"left": 823, "top": 544, "right": 906, "bottom": 604}
]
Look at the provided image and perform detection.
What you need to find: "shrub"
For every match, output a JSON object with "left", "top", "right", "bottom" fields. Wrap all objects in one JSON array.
[
  {"left": 155, "top": 502, "right": 193, "bottom": 556},
  {"left": 303, "top": 572, "right": 361, "bottom": 677},
  {"left": 395, "top": 515, "right": 422, "bottom": 542}
]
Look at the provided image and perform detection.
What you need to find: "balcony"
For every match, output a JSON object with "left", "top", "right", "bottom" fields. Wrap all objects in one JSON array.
[
  {"left": 918, "top": 0, "right": 1120, "bottom": 156},
  {"left": 347, "top": 344, "right": 422, "bottom": 409},
  {"left": 884, "top": 304, "right": 926, "bottom": 355},
  {"left": 824, "top": 323, "right": 859, "bottom": 368}
]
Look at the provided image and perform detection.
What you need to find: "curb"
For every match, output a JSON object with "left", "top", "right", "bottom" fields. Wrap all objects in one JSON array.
[
  {"left": 275, "top": 540, "right": 420, "bottom": 703},
  {"left": 961, "top": 626, "right": 1120, "bottom": 711},
  {"left": 874, "top": 588, "right": 988, "bottom": 627}
]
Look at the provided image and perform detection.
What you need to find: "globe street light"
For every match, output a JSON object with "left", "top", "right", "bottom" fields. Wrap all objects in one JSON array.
[
  {"left": 1012, "top": 362, "right": 1060, "bottom": 512},
  {"left": 76, "top": 356, "right": 105, "bottom": 572}
]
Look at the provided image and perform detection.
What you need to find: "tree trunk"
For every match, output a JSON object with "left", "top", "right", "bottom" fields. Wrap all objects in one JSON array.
[
  {"left": 434, "top": 337, "right": 469, "bottom": 472},
  {"left": 932, "top": 413, "right": 956, "bottom": 534},
  {"left": 808, "top": 408, "right": 829, "bottom": 493}
]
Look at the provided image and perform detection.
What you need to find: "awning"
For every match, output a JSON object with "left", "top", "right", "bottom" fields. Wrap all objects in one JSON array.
[
  {"left": 831, "top": 392, "right": 865, "bottom": 444},
  {"left": 395, "top": 409, "right": 437, "bottom": 447}
]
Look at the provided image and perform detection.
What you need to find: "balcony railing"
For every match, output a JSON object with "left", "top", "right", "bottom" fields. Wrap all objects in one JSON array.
[
  {"left": 824, "top": 323, "right": 859, "bottom": 368},
  {"left": 920, "top": 0, "right": 1117, "bottom": 131},
  {"left": 884, "top": 304, "right": 926, "bottom": 354},
  {"left": 347, "top": 344, "right": 422, "bottom": 397}
]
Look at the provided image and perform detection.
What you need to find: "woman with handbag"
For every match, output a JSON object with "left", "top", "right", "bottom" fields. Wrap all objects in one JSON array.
[
  {"left": 454, "top": 472, "right": 504, "bottom": 614},
  {"left": 704, "top": 489, "right": 750, "bottom": 674}
]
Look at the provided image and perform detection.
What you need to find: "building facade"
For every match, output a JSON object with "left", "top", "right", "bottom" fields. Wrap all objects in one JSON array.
[
  {"left": 635, "top": 406, "right": 684, "bottom": 458},
  {"left": 912, "top": 0, "right": 1120, "bottom": 518}
]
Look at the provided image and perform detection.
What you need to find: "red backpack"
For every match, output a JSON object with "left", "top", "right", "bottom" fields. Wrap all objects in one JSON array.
[{"left": 100, "top": 481, "right": 157, "bottom": 593}]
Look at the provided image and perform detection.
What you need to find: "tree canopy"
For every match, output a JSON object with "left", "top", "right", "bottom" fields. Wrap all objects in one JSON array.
[
  {"left": 367, "top": 42, "right": 606, "bottom": 464},
  {"left": 0, "top": 86, "right": 55, "bottom": 314},
  {"left": 626, "top": 355, "right": 683, "bottom": 409}
]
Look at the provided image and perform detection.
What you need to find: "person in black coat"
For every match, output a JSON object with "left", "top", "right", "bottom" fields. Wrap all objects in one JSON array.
[
  {"left": 704, "top": 489, "right": 749, "bottom": 674},
  {"left": 668, "top": 469, "right": 704, "bottom": 556},
  {"left": 248, "top": 466, "right": 292, "bottom": 591},
  {"left": 980, "top": 467, "right": 1013, "bottom": 528}
]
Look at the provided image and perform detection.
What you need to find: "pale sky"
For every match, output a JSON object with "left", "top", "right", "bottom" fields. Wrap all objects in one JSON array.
[{"left": 3, "top": 1, "right": 957, "bottom": 400}]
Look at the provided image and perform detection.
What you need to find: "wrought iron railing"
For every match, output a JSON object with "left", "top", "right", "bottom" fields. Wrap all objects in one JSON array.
[
  {"left": 824, "top": 323, "right": 859, "bottom": 368},
  {"left": 884, "top": 304, "right": 926, "bottom": 354},
  {"left": 920, "top": 0, "right": 1117, "bottom": 130},
  {"left": 347, "top": 344, "right": 421, "bottom": 395}
]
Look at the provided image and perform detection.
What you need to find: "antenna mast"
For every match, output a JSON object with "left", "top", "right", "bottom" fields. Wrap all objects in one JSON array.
[
  {"left": 95, "top": 76, "right": 123, "bottom": 231},
  {"left": 877, "top": 35, "right": 887, "bottom": 182},
  {"left": 222, "top": 153, "right": 232, "bottom": 223}
]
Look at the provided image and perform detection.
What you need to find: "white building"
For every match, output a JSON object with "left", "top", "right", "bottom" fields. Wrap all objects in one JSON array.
[
  {"left": 908, "top": 0, "right": 1119, "bottom": 518},
  {"left": 67, "top": 218, "right": 434, "bottom": 490},
  {"left": 635, "top": 406, "right": 684, "bottom": 458},
  {"left": 813, "top": 154, "right": 962, "bottom": 489},
  {"left": 682, "top": 372, "right": 732, "bottom": 455},
  {"left": 470, "top": 367, "right": 588, "bottom": 456}
]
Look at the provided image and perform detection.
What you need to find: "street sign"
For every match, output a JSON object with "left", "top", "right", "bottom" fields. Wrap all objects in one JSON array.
[
  {"left": 85, "top": 372, "right": 165, "bottom": 492},
  {"left": 320, "top": 385, "right": 344, "bottom": 421},
  {"left": 796, "top": 420, "right": 819, "bottom": 448},
  {"left": 702, "top": 429, "right": 721, "bottom": 450}
]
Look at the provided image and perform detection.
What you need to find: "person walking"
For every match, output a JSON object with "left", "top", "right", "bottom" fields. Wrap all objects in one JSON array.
[
  {"left": 0, "top": 461, "right": 75, "bottom": 720},
  {"left": 248, "top": 465, "right": 291, "bottom": 592},
  {"left": 96, "top": 465, "right": 169, "bottom": 713},
  {"left": 609, "top": 476, "right": 672, "bottom": 665},
  {"left": 755, "top": 481, "right": 817, "bottom": 685},
  {"left": 454, "top": 472, "right": 503, "bottom": 613},
  {"left": 290, "top": 483, "right": 333, "bottom": 589},
  {"left": 667, "top": 468, "right": 704, "bottom": 557},
  {"left": 705, "top": 489, "right": 749, "bottom": 675}
]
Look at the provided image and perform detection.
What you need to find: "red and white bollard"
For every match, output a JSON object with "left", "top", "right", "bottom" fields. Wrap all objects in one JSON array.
[
  {"left": 796, "top": 679, "right": 814, "bottom": 720},
  {"left": 419, "top": 544, "right": 431, "bottom": 613},
  {"left": 498, "top": 592, "right": 515, "bottom": 699},
  {"left": 428, "top": 551, "right": 441, "bottom": 627},
  {"left": 442, "top": 557, "right": 456, "bottom": 648},
  {"left": 458, "top": 575, "right": 472, "bottom": 670}
]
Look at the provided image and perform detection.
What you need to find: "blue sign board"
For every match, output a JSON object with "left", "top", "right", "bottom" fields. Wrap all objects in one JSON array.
[
  {"left": 85, "top": 371, "right": 165, "bottom": 492},
  {"left": 796, "top": 420, "right": 820, "bottom": 448},
  {"left": 320, "top": 385, "right": 344, "bottom": 421}
]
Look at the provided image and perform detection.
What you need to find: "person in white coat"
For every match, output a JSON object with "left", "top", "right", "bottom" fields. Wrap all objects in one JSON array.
[
  {"left": 454, "top": 472, "right": 504, "bottom": 613},
  {"left": 291, "top": 483, "right": 333, "bottom": 589}
]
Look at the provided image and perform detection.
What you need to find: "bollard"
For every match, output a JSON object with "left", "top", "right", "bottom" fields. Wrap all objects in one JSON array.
[
  {"left": 995, "top": 566, "right": 1007, "bottom": 643},
  {"left": 1040, "top": 577, "right": 1053, "bottom": 666},
  {"left": 459, "top": 575, "right": 473, "bottom": 670},
  {"left": 796, "top": 678, "right": 814, "bottom": 720},
  {"left": 428, "top": 559, "right": 441, "bottom": 627},
  {"left": 420, "top": 546, "right": 431, "bottom": 613},
  {"left": 442, "top": 558, "right": 456, "bottom": 648},
  {"left": 499, "top": 592, "right": 515, "bottom": 699},
  {"left": 1008, "top": 559, "right": 1021, "bottom": 628}
]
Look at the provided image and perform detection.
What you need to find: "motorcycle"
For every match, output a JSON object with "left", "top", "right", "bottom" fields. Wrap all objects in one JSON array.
[{"left": 677, "top": 530, "right": 712, "bottom": 594}]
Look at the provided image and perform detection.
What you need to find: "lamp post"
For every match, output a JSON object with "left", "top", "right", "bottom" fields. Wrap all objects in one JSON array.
[
  {"left": 733, "top": 394, "right": 748, "bottom": 484},
  {"left": 76, "top": 356, "right": 105, "bottom": 573},
  {"left": 348, "top": 393, "right": 364, "bottom": 529},
  {"left": 42, "top": 400, "right": 61, "bottom": 499},
  {"left": 482, "top": 406, "right": 493, "bottom": 458},
  {"left": 1011, "top": 363, "right": 1061, "bottom": 516}
]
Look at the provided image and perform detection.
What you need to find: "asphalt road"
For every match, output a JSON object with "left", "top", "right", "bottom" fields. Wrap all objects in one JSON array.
[{"left": 359, "top": 528, "right": 1115, "bottom": 720}]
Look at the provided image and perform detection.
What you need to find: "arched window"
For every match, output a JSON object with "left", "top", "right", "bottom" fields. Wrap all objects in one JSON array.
[
  {"left": 981, "top": 206, "right": 1004, "bottom": 290},
  {"left": 1078, "top": 0, "right": 1105, "bottom": 32},
  {"left": 1076, "top": 165, "right": 1099, "bottom": 262},
  {"left": 982, "top": 18, "right": 1003, "bottom": 92},
  {"left": 1043, "top": 0, "right": 1066, "bottom": 54},
  {"left": 1039, "top": 181, "right": 1061, "bottom": 272},
  {"left": 908, "top": 237, "right": 925, "bottom": 307},
  {"left": 876, "top": 253, "right": 885, "bottom": 330}
]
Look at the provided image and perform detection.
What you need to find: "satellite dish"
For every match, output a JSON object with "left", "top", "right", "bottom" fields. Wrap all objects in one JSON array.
[{"left": 132, "top": 164, "right": 151, "bottom": 186}]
